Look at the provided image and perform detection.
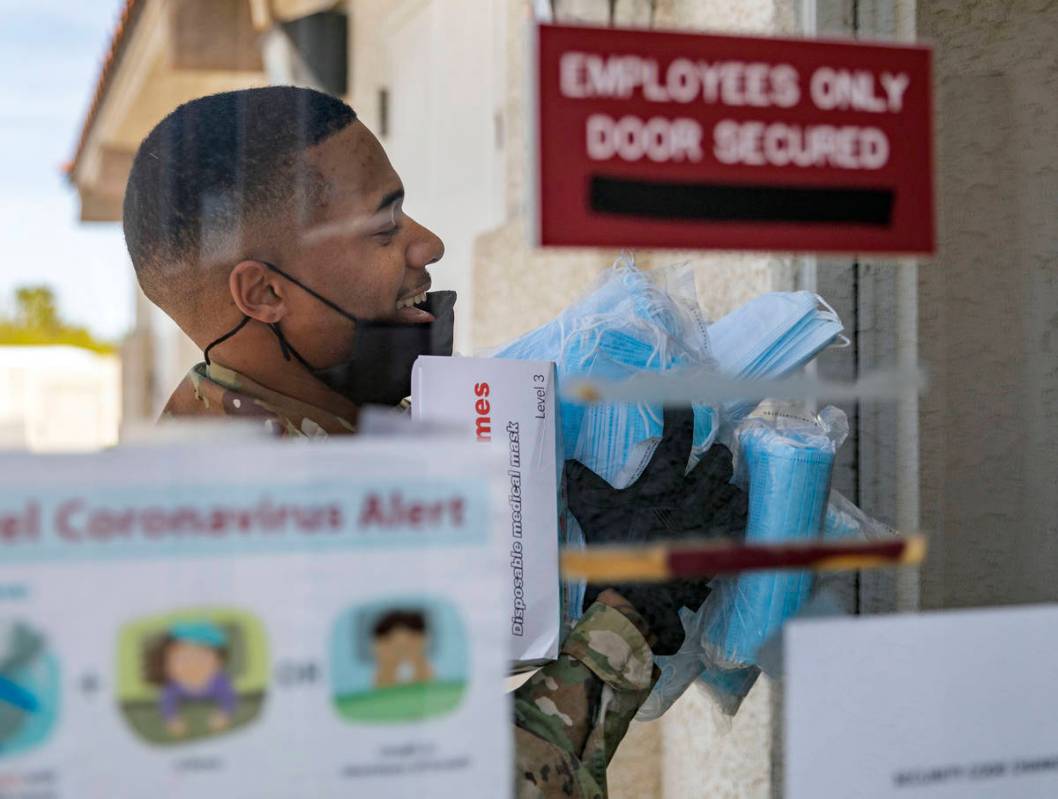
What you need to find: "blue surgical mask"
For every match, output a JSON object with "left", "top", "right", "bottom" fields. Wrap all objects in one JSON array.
[
  {"left": 710, "top": 292, "right": 843, "bottom": 377},
  {"left": 760, "top": 297, "right": 843, "bottom": 377},
  {"left": 708, "top": 291, "right": 844, "bottom": 422},
  {"left": 710, "top": 292, "right": 817, "bottom": 376}
]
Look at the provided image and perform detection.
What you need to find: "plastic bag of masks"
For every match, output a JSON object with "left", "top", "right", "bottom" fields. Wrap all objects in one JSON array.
[
  {"left": 489, "top": 258, "right": 720, "bottom": 630},
  {"left": 637, "top": 403, "right": 894, "bottom": 721}
]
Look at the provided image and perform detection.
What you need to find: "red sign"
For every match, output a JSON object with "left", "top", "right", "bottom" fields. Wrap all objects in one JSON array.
[{"left": 533, "top": 24, "right": 934, "bottom": 254}]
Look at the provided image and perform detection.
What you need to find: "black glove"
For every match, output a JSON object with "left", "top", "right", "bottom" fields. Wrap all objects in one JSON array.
[{"left": 566, "top": 407, "right": 748, "bottom": 655}]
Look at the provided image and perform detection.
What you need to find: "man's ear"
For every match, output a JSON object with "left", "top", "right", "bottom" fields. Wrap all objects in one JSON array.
[{"left": 229, "top": 260, "right": 286, "bottom": 323}]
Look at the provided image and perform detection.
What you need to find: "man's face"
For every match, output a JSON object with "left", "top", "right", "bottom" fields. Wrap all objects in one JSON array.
[{"left": 269, "top": 121, "right": 445, "bottom": 368}]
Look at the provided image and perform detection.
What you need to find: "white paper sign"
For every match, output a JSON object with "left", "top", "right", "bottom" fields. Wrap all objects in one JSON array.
[
  {"left": 0, "top": 438, "right": 511, "bottom": 798},
  {"left": 786, "top": 605, "right": 1058, "bottom": 798}
]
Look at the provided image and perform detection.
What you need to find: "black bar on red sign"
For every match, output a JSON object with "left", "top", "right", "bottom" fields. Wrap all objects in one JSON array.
[{"left": 589, "top": 175, "right": 895, "bottom": 226}]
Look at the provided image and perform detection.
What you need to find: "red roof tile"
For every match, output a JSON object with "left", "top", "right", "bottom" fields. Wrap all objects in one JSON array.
[{"left": 65, "top": 0, "right": 146, "bottom": 179}]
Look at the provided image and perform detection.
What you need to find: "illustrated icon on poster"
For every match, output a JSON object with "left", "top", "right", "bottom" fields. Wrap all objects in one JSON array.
[
  {"left": 330, "top": 599, "right": 468, "bottom": 723},
  {"left": 0, "top": 620, "right": 60, "bottom": 759},
  {"left": 116, "top": 608, "right": 269, "bottom": 745}
]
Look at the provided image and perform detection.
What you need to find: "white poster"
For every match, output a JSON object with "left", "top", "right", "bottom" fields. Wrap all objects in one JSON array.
[
  {"left": 0, "top": 439, "right": 511, "bottom": 798},
  {"left": 786, "top": 605, "right": 1058, "bottom": 798}
]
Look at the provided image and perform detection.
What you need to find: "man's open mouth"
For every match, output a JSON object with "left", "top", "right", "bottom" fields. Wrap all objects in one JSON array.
[
  {"left": 393, "top": 286, "right": 436, "bottom": 323},
  {"left": 395, "top": 290, "right": 428, "bottom": 311}
]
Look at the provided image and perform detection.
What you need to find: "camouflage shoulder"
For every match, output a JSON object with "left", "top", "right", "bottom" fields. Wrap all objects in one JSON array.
[{"left": 561, "top": 602, "right": 654, "bottom": 692}]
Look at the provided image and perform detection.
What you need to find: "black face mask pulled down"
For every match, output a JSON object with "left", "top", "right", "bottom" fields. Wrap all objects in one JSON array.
[{"left": 204, "top": 261, "right": 456, "bottom": 407}]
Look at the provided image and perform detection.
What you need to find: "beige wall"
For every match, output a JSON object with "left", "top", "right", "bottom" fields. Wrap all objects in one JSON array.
[{"left": 917, "top": 0, "right": 1058, "bottom": 609}]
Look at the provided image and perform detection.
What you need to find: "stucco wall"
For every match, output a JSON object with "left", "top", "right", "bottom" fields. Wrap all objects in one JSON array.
[{"left": 917, "top": 0, "right": 1058, "bottom": 609}]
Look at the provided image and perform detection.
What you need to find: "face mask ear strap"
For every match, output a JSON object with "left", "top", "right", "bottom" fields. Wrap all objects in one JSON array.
[
  {"left": 259, "top": 260, "right": 359, "bottom": 325},
  {"left": 268, "top": 321, "right": 318, "bottom": 373},
  {"left": 814, "top": 294, "right": 840, "bottom": 319},
  {"left": 203, "top": 316, "right": 251, "bottom": 366}
]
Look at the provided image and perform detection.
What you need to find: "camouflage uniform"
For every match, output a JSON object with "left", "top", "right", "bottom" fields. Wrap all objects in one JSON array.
[
  {"left": 162, "top": 362, "right": 357, "bottom": 437},
  {"left": 514, "top": 593, "right": 656, "bottom": 799},
  {"left": 164, "top": 362, "right": 658, "bottom": 798}
]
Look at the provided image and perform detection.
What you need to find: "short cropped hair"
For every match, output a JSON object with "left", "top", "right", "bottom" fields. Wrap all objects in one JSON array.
[
  {"left": 123, "top": 86, "right": 357, "bottom": 320},
  {"left": 372, "top": 611, "right": 427, "bottom": 639}
]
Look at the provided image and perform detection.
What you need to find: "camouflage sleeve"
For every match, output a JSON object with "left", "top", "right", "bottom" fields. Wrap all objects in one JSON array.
[{"left": 513, "top": 592, "right": 657, "bottom": 799}]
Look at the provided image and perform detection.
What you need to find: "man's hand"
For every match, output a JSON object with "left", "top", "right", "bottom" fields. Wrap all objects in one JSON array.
[{"left": 566, "top": 407, "right": 748, "bottom": 655}]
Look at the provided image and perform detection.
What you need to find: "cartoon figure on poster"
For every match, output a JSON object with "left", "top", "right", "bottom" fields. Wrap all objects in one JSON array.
[
  {"left": 371, "top": 610, "right": 436, "bottom": 688},
  {"left": 144, "top": 622, "right": 236, "bottom": 737},
  {"left": 330, "top": 598, "right": 467, "bottom": 723},
  {"left": 116, "top": 608, "right": 269, "bottom": 745},
  {"left": 0, "top": 620, "right": 60, "bottom": 759}
]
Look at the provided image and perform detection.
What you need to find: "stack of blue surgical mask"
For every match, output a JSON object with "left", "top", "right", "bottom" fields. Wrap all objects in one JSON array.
[
  {"left": 701, "top": 404, "right": 847, "bottom": 668},
  {"left": 709, "top": 291, "right": 845, "bottom": 422},
  {"left": 492, "top": 259, "right": 718, "bottom": 488}
]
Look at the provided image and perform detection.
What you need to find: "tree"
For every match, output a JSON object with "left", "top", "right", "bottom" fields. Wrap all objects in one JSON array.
[
  {"left": 14, "top": 286, "right": 61, "bottom": 331},
  {"left": 0, "top": 285, "right": 115, "bottom": 354}
]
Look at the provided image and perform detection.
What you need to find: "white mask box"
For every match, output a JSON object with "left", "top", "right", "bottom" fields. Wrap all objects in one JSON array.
[{"left": 411, "top": 356, "right": 562, "bottom": 670}]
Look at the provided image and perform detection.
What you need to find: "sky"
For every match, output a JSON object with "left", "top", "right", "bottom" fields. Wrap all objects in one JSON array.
[{"left": 0, "top": 0, "right": 133, "bottom": 341}]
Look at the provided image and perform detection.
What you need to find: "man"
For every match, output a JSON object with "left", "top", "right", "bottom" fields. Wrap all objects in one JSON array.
[{"left": 123, "top": 87, "right": 657, "bottom": 797}]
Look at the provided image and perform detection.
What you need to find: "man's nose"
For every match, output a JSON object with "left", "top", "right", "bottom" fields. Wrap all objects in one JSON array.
[{"left": 406, "top": 217, "right": 445, "bottom": 269}]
